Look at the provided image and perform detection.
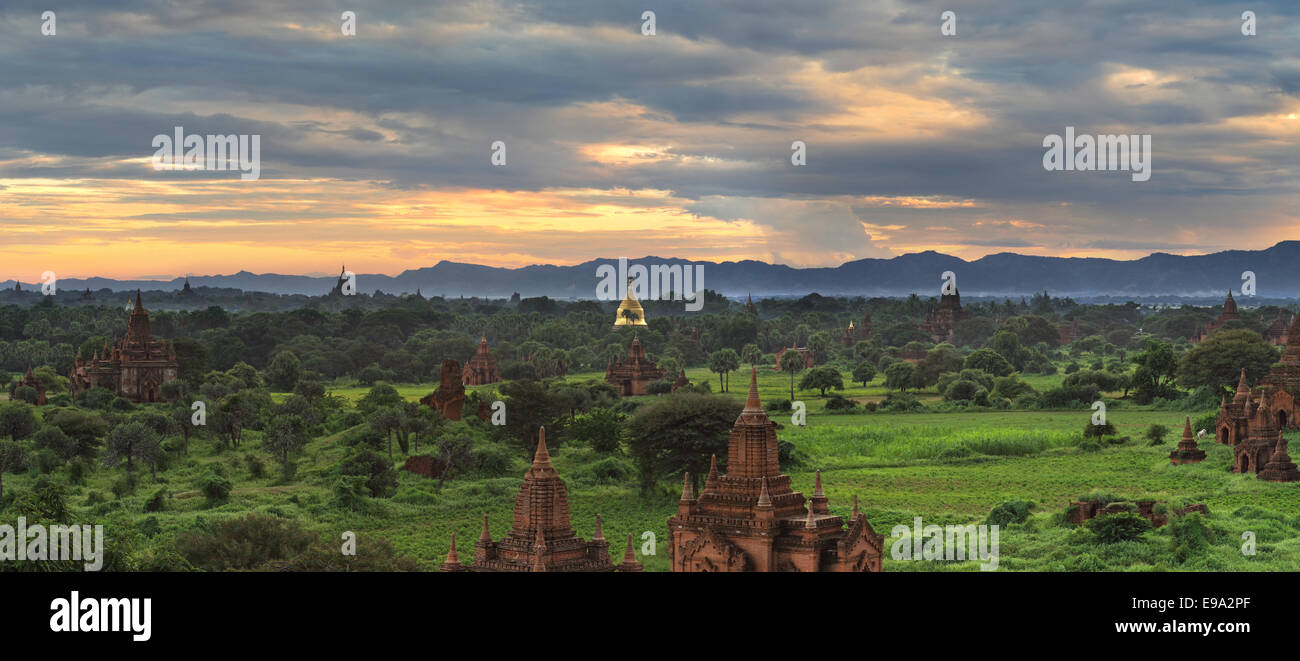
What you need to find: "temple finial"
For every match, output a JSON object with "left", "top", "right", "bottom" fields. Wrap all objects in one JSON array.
[
  {"left": 757, "top": 476, "right": 772, "bottom": 508},
  {"left": 812, "top": 469, "right": 825, "bottom": 499},
  {"left": 479, "top": 514, "right": 491, "bottom": 542},
  {"left": 804, "top": 502, "right": 817, "bottom": 529},
  {"left": 593, "top": 513, "right": 605, "bottom": 541},
  {"left": 680, "top": 472, "right": 696, "bottom": 501},
  {"left": 852, "top": 494, "right": 860, "bottom": 518},
  {"left": 444, "top": 532, "right": 461, "bottom": 566},
  {"left": 623, "top": 533, "right": 637, "bottom": 564},
  {"left": 743, "top": 367, "right": 762, "bottom": 411}
]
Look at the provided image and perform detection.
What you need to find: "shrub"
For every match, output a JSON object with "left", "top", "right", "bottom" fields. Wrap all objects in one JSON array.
[
  {"left": 824, "top": 394, "right": 857, "bottom": 411},
  {"left": 986, "top": 500, "right": 1034, "bottom": 527},
  {"left": 1169, "top": 513, "right": 1214, "bottom": 563},
  {"left": 1087, "top": 512, "right": 1151, "bottom": 543},
  {"left": 1078, "top": 440, "right": 1101, "bottom": 453},
  {"left": 174, "top": 513, "right": 317, "bottom": 571},
  {"left": 339, "top": 448, "right": 397, "bottom": 498},
  {"left": 1083, "top": 420, "right": 1117, "bottom": 438},
  {"left": 879, "top": 392, "right": 923, "bottom": 412},
  {"left": 1145, "top": 424, "right": 1170, "bottom": 446},
  {"left": 198, "top": 470, "right": 233, "bottom": 503},
  {"left": 144, "top": 488, "right": 168, "bottom": 513},
  {"left": 471, "top": 442, "right": 517, "bottom": 477},
  {"left": 245, "top": 454, "right": 265, "bottom": 478},
  {"left": 647, "top": 380, "right": 674, "bottom": 395}
]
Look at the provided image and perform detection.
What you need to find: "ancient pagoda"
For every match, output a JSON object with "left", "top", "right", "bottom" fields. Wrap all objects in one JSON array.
[
  {"left": 919, "top": 289, "right": 966, "bottom": 343},
  {"left": 10, "top": 365, "right": 47, "bottom": 405},
  {"left": 1189, "top": 290, "right": 1241, "bottom": 344},
  {"left": 1170, "top": 416, "right": 1205, "bottom": 465},
  {"left": 605, "top": 334, "right": 664, "bottom": 396},
  {"left": 613, "top": 277, "right": 647, "bottom": 327},
  {"left": 667, "top": 368, "right": 884, "bottom": 572},
  {"left": 461, "top": 334, "right": 501, "bottom": 386},
  {"left": 1257, "top": 436, "right": 1300, "bottom": 482},
  {"left": 440, "top": 427, "right": 642, "bottom": 572},
  {"left": 68, "top": 291, "right": 179, "bottom": 403}
]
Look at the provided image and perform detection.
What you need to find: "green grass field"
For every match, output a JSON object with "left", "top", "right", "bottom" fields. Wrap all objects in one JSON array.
[{"left": 9, "top": 364, "right": 1299, "bottom": 572}]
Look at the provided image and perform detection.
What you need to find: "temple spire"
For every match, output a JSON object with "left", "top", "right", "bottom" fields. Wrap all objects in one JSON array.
[
  {"left": 743, "top": 367, "right": 762, "bottom": 412},
  {"left": 531, "top": 426, "right": 552, "bottom": 470},
  {"left": 444, "top": 532, "right": 462, "bottom": 568},
  {"left": 479, "top": 514, "right": 491, "bottom": 542},
  {"left": 134, "top": 289, "right": 143, "bottom": 312},
  {"left": 812, "top": 469, "right": 825, "bottom": 499},
  {"left": 593, "top": 514, "right": 605, "bottom": 541},
  {"left": 680, "top": 472, "right": 696, "bottom": 501},
  {"left": 756, "top": 476, "right": 772, "bottom": 508},
  {"left": 852, "top": 494, "right": 860, "bottom": 519},
  {"left": 703, "top": 454, "right": 719, "bottom": 493},
  {"left": 622, "top": 533, "right": 637, "bottom": 564},
  {"left": 804, "top": 502, "right": 817, "bottom": 529}
]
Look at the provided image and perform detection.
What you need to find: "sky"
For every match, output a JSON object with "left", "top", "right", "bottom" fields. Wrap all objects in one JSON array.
[{"left": 1, "top": 0, "right": 1298, "bottom": 279}]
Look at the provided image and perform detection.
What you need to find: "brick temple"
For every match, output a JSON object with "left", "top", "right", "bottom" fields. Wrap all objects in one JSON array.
[
  {"left": 440, "top": 426, "right": 642, "bottom": 572},
  {"left": 1213, "top": 369, "right": 1300, "bottom": 481},
  {"left": 461, "top": 335, "right": 501, "bottom": 386},
  {"left": 772, "top": 343, "right": 814, "bottom": 370},
  {"left": 69, "top": 291, "right": 179, "bottom": 403},
  {"left": 10, "top": 365, "right": 47, "bottom": 405},
  {"left": 919, "top": 290, "right": 966, "bottom": 343},
  {"left": 605, "top": 334, "right": 664, "bottom": 396},
  {"left": 840, "top": 313, "right": 871, "bottom": 347},
  {"left": 667, "top": 368, "right": 884, "bottom": 572},
  {"left": 1169, "top": 416, "right": 1205, "bottom": 464},
  {"left": 1189, "top": 290, "right": 1241, "bottom": 344}
]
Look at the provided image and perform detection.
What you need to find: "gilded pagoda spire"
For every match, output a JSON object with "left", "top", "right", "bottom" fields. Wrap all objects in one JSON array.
[{"left": 613, "top": 276, "right": 648, "bottom": 327}]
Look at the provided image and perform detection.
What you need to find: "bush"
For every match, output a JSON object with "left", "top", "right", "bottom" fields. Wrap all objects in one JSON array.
[
  {"left": 765, "top": 398, "right": 792, "bottom": 412},
  {"left": 647, "top": 380, "right": 674, "bottom": 395},
  {"left": 471, "top": 442, "right": 517, "bottom": 477},
  {"left": 1145, "top": 424, "right": 1170, "bottom": 446},
  {"left": 245, "top": 454, "right": 265, "bottom": 478},
  {"left": 879, "top": 392, "right": 923, "bottom": 412},
  {"left": 1169, "top": 513, "right": 1214, "bottom": 563},
  {"left": 1078, "top": 440, "right": 1101, "bottom": 453},
  {"left": 199, "top": 470, "right": 233, "bottom": 503},
  {"left": 1087, "top": 512, "right": 1151, "bottom": 543},
  {"left": 144, "top": 487, "right": 168, "bottom": 512},
  {"left": 339, "top": 448, "right": 398, "bottom": 498},
  {"left": 824, "top": 394, "right": 857, "bottom": 411},
  {"left": 174, "top": 513, "right": 316, "bottom": 571},
  {"left": 1083, "top": 420, "right": 1117, "bottom": 438},
  {"left": 986, "top": 500, "right": 1034, "bottom": 527}
]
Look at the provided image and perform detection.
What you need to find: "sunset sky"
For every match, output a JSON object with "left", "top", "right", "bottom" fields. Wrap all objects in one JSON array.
[{"left": 2, "top": 0, "right": 1299, "bottom": 279}]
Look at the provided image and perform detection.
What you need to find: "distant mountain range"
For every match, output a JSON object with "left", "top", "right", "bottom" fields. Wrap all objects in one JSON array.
[{"left": 9, "top": 242, "right": 1300, "bottom": 299}]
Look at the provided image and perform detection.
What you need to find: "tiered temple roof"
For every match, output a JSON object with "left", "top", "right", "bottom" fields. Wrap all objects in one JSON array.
[
  {"left": 667, "top": 368, "right": 884, "bottom": 572},
  {"left": 605, "top": 334, "right": 665, "bottom": 396},
  {"left": 441, "top": 427, "right": 642, "bottom": 572},
  {"left": 461, "top": 334, "right": 501, "bottom": 386}
]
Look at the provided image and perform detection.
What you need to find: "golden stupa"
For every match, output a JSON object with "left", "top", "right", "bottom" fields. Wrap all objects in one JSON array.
[{"left": 613, "top": 277, "right": 647, "bottom": 327}]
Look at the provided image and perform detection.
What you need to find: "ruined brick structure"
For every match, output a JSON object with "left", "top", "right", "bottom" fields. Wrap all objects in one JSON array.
[
  {"left": 1169, "top": 416, "right": 1205, "bottom": 465},
  {"left": 11, "top": 365, "right": 47, "bottom": 405},
  {"left": 68, "top": 291, "right": 179, "bottom": 403},
  {"left": 772, "top": 344, "right": 815, "bottom": 370},
  {"left": 667, "top": 368, "right": 884, "bottom": 572},
  {"left": 1058, "top": 318, "right": 1080, "bottom": 346},
  {"left": 919, "top": 290, "right": 966, "bottom": 343},
  {"left": 1189, "top": 290, "right": 1241, "bottom": 344},
  {"left": 420, "top": 358, "right": 466, "bottom": 420},
  {"left": 1263, "top": 312, "right": 1291, "bottom": 346},
  {"left": 840, "top": 314, "right": 871, "bottom": 347},
  {"left": 605, "top": 334, "right": 664, "bottom": 396},
  {"left": 671, "top": 369, "right": 690, "bottom": 392},
  {"left": 1067, "top": 500, "right": 1208, "bottom": 529},
  {"left": 402, "top": 455, "right": 448, "bottom": 479},
  {"left": 461, "top": 335, "right": 501, "bottom": 386},
  {"left": 441, "top": 427, "right": 642, "bottom": 572}
]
